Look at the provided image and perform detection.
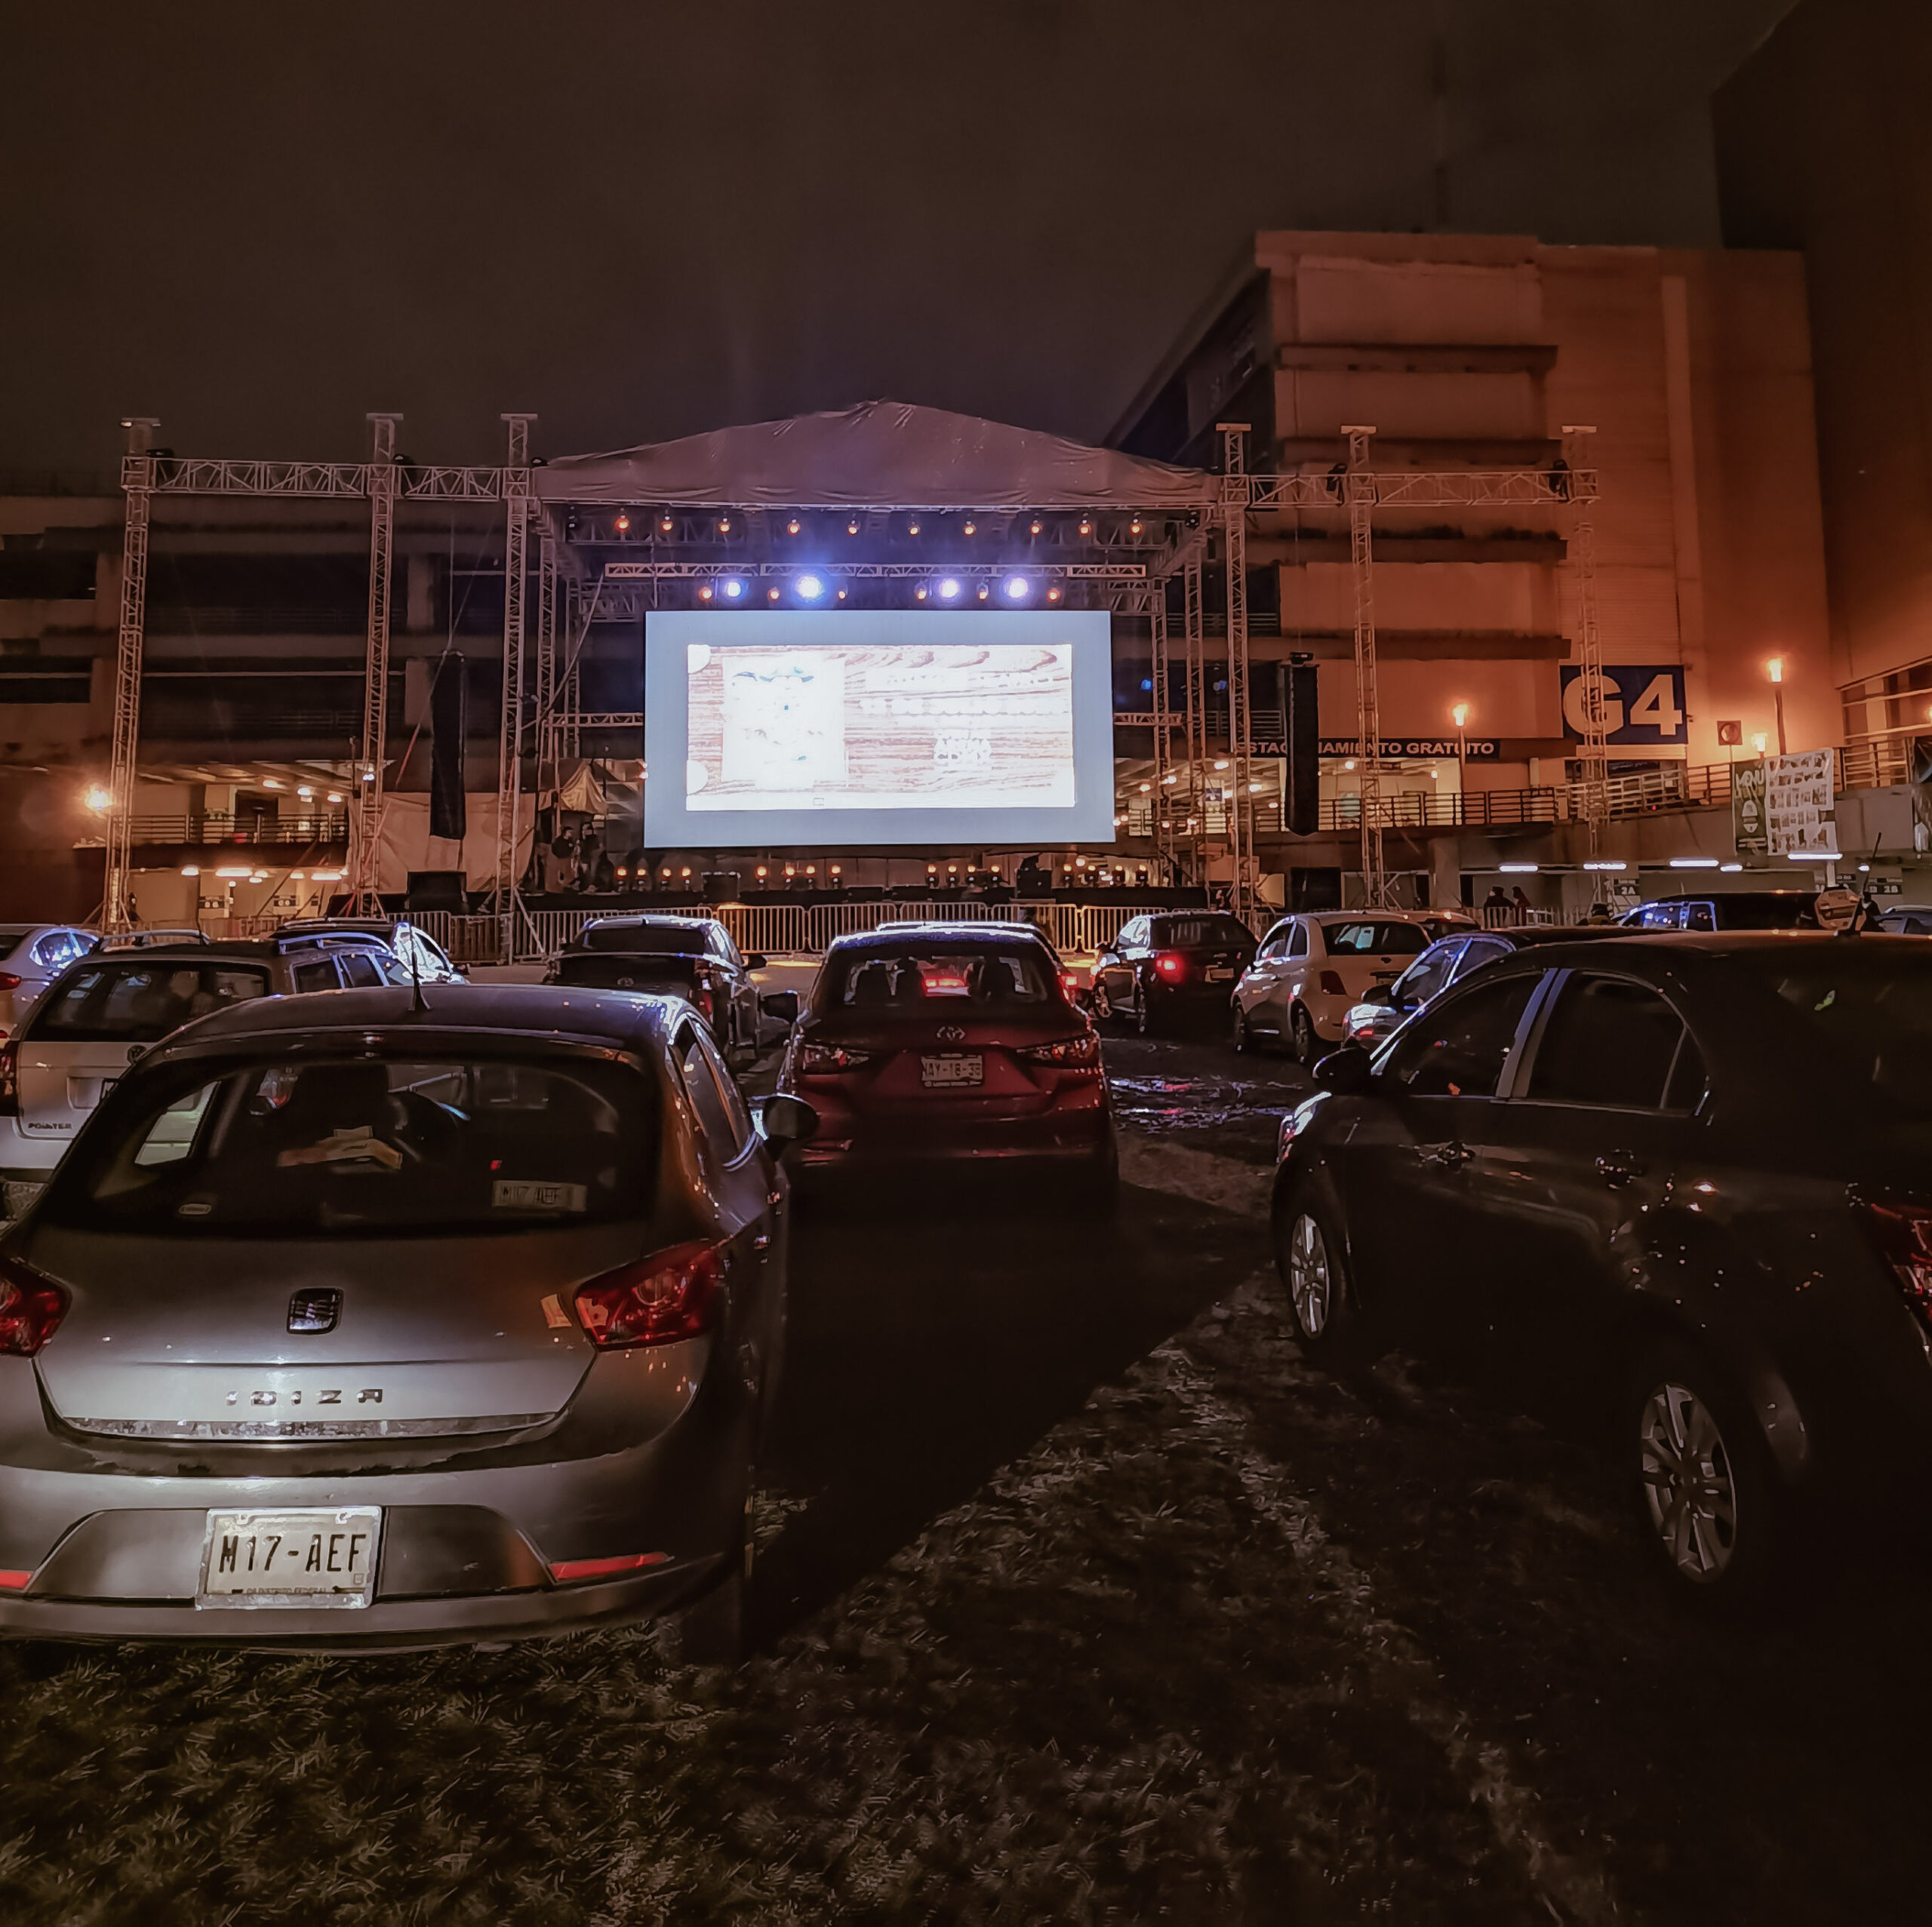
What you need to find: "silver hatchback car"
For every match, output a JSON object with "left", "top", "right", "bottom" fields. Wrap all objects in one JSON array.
[{"left": 0, "top": 983, "right": 813, "bottom": 1652}]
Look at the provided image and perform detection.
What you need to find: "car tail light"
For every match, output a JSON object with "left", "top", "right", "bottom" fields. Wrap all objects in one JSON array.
[
  {"left": 0, "top": 1570, "right": 29, "bottom": 1591},
  {"left": 0, "top": 975, "right": 19, "bottom": 992},
  {"left": 1861, "top": 1200, "right": 1932, "bottom": 1334},
  {"left": 548, "top": 1550, "right": 671, "bottom": 1585},
  {"left": 1017, "top": 1032, "right": 1100, "bottom": 1068},
  {"left": 0, "top": 1255, "right": 67, "bottom": 1357},
  {"left": 0, "top": 1038, "right": 17, "bottom": 1118},
  {"left": 1319, "top": 970, "right": 1347, "bottom": 995},
  {"left": 1154, "top": 951, "right": 1187, "bottom": 981},
  {"left": 1059, "top": 971, "right": 1083, "bottom": 997},
  {"left": 574, "top": 1240, "right": 727, "bottom": 1349},
  {"left": 798, "top": 1042, "right": 874, "bottom": 1074}
]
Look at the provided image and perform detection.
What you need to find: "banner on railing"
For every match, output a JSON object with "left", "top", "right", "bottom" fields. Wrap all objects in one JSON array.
[
  {"left": 1765, "top": 748, "right": 1838, "bottom": 856},
  {"left": 1733, "top": 760, "right": 1768, "bottom": 856}
]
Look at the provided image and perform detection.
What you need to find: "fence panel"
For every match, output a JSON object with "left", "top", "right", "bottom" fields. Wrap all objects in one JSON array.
[{"left": 718, "top": 903, "right": 808, "bottom": 956}]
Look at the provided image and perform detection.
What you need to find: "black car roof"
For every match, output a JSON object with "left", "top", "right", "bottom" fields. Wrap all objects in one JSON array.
[{"left": 146, "top": 982, "right": 685, "bottom": 1056}]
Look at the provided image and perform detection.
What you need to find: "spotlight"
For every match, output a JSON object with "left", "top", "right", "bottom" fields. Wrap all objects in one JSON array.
[
  {"left": 909, "top": 518, "right": 921, "bottom": 535},
  {"left": 938, "top": 577, "right": 962, "bottom": 601},
  {"left": 829, "top": 865, "right": 841, "bottom": 877},
  {"left": 326, "top": 791, "right": 343, "bottom": 804},
  {"left": 796, "top": 574, "right": 826, "bottom": 600},
  {"left": 296, "top": 785, "right": 312, "bottom": 799},
  {"left": 1029, "top": 518, "right": 1043, "bottom": 536},
  {"left": 660, "top": 514, "right": 674, "bottom": 533},
  {"left": 1047, "top": 586, "right": 1062, "bottom": 602},
  {"left": 680, "top": 867, "right": 691, "bottom": 878},
  {"left": 699, "top": 584, "right": 714, "bottom": 601},
  {"left": 836, "top": 589, "right": 847, "bottom": 601},
  {"left": 718, "top": 518, "right": 731, "bottom": 534},
  {"left": 768, "top": 587, "right": 780, "bottom": 601},
  {"left": 721, "top": 578, "right": 745, "bottom": 600},
  {"left": 977, "top": 585, "right": 989, "bottom": 601},
  {"left": 1129, "top": 516, "right": 1143, "bottom": 537},
  {"left": 915, "top": 586, "right": 928, "bottom": 601},
  {"left": 614, "top": 512, "right": 631, "bottom": 533},
  {"left": 1003, "top": 576, "right": 1029, "bottom": 600},
  {"left": 1078, "top": 516, "right": 1093, "bottom": 536},
  {"left": 755, "top": 865, "right": 768, "bottom": 878},
  {"left": 847, "top": 518, "right": 860, "bottom": 536},
  {"left": 82, "top": 785, "right": 112, "bottom": 813},
  {"left": 786, "top": 518, "right": 801, "bottom": 536}
]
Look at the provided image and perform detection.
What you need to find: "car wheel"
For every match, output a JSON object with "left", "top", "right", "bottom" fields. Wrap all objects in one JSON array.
[
  {"left": 1092, "top": 979, "right": 1115, "bottom": 1025},
  {"left": 1290, "top": 1003, "right": 1318, "bottom": 1065},
  {"left": 1136, "top": 984, "right": 1158, "bottom": 1037},
  {"left": 1232, "top": 1003, "right": 1257, "bottom": 1054},
  {"left": 1628, "top": 1346, "right": 1777, "bottom": 1604},
  {"left": 1275, "top": 1191, "right": 1367, "bottom": 1363}
]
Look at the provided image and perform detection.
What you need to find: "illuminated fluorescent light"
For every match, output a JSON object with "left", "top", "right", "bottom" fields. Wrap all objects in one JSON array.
[
  {"left": 1669, "top": 858, "right": 1720, "bottom": 868},
  {"left": 1787, "top": 850, "right": 1840, "bottom": 862},
  {"left": 1583, "top": 860, "right": 1626, "bottom": 871},
  {"left": 1500, "top": 862, "right": 1538, "bottom": 874},
  {"left": 1721, "top": 862, "right": 1743, "bottom": 872},
  {"left": 214, "top": 867, "right": 250, "bottom": 879}
]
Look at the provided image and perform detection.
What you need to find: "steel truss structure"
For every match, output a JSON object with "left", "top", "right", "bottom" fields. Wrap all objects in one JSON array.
[{"left": 107, "top": 413, "right": 1600, "bottom": 937}]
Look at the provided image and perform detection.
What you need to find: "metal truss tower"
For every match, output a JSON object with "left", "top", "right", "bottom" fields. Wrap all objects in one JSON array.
[
  {"left": 1182, "top": 556, "right": 1206, "bottom": 882},
  {"left": 494, "top": 416, "right": 536, "bottom": 936},
  {"left": 1218, "top": 424, "right": 1256, "bottom": 914},
  {"left": 533, "top": 526, "right": 559, "bottom": 801},
  {"left": 1561, "top": 426, "right": 1610, "bottom": 867},
  {"left": 1148, "top": 576, "right": 1174, "bottom": 873},
  {"left": 1343, "top": 426, "right": 1390, "bottom": 908},
  {"left": 105, "top": 418, "right": 160, "bottom": 931},
  {"left": 346, "top": 413, "right": 400, "bottom": 914}
]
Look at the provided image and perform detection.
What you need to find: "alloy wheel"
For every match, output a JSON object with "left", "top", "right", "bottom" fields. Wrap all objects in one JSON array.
[
  {"left": 1287, "top": 1212, "right": 1332, "bottom": 1338},
  {"left": 1291, "top": 1007, "right": 1315, "bottom": 1065},
  {"left": 1232, "top": 1006, "right": 1252, "bottom": 1053},
  {"left": 1638, "top": 1382, "right": 1740, "bottom": 1583}
]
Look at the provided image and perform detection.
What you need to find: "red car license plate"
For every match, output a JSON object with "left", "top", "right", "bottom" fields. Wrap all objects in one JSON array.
[{"left": 921, "top": 1053, "right": 984, "bottom": 1089}]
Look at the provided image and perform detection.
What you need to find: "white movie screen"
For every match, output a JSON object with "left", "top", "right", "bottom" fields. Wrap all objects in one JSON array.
[{"left": 642, "top": 610, "right": 1115, "bottom": 847}]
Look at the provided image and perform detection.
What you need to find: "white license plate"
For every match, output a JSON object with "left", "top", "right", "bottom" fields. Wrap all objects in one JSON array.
[
  {"left": 1206, "top": 967, "right": 1235, "bottom": 982},
  {"left": 197, "top": 1506, "right": 382, "bottom": 1610},
  {"left": 921, "top": 1053, "right": 984, "bottom": 1088}
]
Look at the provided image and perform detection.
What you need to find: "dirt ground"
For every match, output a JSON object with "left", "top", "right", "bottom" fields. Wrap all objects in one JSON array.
[{"left": 0, "top": 1026, "right": 1925, "bottom": 1923}]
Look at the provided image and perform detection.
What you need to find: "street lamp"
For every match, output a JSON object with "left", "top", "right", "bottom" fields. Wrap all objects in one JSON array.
[
  {"left": 1450, "top": 702, "right": 1470, "bottom": 823},
  {"left": 1767, "top": 657, "right": 1787, "bottom": 756}
]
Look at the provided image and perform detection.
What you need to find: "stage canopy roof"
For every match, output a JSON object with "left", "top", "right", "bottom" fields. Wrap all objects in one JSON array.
[{"left": 537, "top": 399, "right": 1219, "bottom": 511}]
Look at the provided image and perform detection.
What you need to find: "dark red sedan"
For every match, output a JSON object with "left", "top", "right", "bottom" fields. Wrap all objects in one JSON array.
[{"left": 774, "top": 924, "right": 1115, "bottom": 1201}]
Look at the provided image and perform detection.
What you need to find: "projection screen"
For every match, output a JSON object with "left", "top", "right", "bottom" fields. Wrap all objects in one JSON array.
[{"left": 642, "top": 610, "right": 1115, "bottom": 847}]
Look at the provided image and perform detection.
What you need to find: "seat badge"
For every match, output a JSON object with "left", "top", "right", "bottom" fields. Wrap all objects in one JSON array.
[
  {"left": 937, "top": 1024, "right": 968, "bottom": 1043},
  {"left": 288, "top": 1289, "right": 342, "bottom": 1334}
]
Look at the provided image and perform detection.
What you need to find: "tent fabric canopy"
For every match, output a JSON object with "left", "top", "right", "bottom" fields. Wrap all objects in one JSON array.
[{"left": 538, "top": 399, "right": 1218, "bottom": 510}]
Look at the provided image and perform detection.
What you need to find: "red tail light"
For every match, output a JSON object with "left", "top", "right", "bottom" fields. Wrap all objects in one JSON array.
[
  {"left": 1059, "top": 971, "right": 1083, "bottom": 998},
  {"left": 798, "top": 1042, "right": 874, "bottom": 1074},
  {"left": 1319, "top": 970, "right": 1347, "bottom": 995},
  {"left": 0, "top": 1038, "right": 17, "bottom": 1118},
  {"left": 1017, "top": 1032, "right": 1101, "bottom": 1068},
  {"left": 0, "top": 975, "right": 19, "bottom": 992},
  {"left": 1154, "top": 951, "right": 1187, "bottom": 981},
  {"left": 548, "top": 1550, "right": 670, "bottom": 1585},
  {"left": 1861, "top": 1200, "right": 1932, "bottom": 1333},
  {"left": 0, "top": 1571, "right": 29, "bottom": 1592},
  {"left": 574, "top": 1240, "right": 727, "bottom": 1349},
  {"left": 0, "top": 1255, "right": 67, "bottom": 1357}
]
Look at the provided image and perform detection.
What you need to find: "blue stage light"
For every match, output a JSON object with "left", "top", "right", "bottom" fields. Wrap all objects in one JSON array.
[
  {"left": 1003, "top": 576, "right": 1029, "bottom": 600},
  {"left": 795, "top": 574, "right": 826, "bottom": 600},
  {"left": 721, "top": 577, "right": 746, "bottom": 600},
  {"left": 937, "top": 577, "right": 962, "bottom": 601}
]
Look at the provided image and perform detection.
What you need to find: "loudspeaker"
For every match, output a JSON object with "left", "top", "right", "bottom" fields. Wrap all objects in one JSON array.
[
  {"left": 429, "top": 657, "right": 466, "bottom": 841},
  {"left": 1283, "top": 662, "right": 1319, "bottom": 834}
]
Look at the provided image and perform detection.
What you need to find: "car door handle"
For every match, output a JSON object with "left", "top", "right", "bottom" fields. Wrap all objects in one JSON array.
[
  {"left": 1420, "top": 1140, "right": 1473, "bottom": 1169},
  {"left": 1596, "top": 1153, "right": 1647, "bottom": 1188}
]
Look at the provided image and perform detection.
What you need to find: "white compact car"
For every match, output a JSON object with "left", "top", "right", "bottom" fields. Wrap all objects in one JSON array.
[
  {"left": 0, "top": 925, "right": 98, "bottom": 1038},
  {"left": 1231, "top": 912, "right": 1436, "bottom": 1062}
]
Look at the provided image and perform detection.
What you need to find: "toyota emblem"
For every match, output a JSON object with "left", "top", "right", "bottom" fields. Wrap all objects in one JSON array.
[{"left": 937, "top": 1024, "right": 968, "bottom": 1043}]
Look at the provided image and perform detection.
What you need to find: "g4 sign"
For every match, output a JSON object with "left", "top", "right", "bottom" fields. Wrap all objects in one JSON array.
[{"left": 1558, "top": 665, "right": 1688, "bottom": 746}]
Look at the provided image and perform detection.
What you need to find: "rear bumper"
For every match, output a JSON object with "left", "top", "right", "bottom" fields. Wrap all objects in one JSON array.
[
  {"left": 0, "top": 1117, "right": 70, "bottom": 1185},
  {"left": 794, "top": 1094, "right": 1113, "bottom": 1169}
]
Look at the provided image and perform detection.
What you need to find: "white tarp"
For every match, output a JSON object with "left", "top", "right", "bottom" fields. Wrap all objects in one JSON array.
[
  {"left": 537, "top": 399, "right": 1218, "bottom": 509},
  {"left": 367, "top": 794, "right": 534, "bottom": 893},
  {"left": 1765, "top": 748, "right": 1838, "bottom": 856}
]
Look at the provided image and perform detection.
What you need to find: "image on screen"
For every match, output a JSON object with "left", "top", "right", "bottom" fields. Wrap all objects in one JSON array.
[{"left": 644, "top": 610, "right": 1115, "bottom": 849}]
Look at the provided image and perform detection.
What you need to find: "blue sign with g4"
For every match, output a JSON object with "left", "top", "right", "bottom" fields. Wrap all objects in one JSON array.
[{"left": 1558, "top": 665, "right": 1687, "bottom": 746}]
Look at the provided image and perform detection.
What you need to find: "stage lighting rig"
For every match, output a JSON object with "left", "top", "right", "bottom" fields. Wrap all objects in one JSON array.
[
  {"left": 795, "top": 574, "right": 826, "bottom": 601},
  {"left": 937, "top": 577, "right": 962, "bottom": 601},
  {"left": 1003, "top": 576, "right": 1029, "bottom": 600},
  {"left": 721, "top": 578, "right": 746, "bottom": 601}
]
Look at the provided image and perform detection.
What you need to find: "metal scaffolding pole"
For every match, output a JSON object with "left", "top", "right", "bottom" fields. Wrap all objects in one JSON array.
[
  {"left": 105, "top": 417, "right": 159, "bottom": 932},
  {"left": 1219, "top": 423, "right": 1254, "bottom": 914},
  {"left": 1148, "top": 577, "right": 1173, "bottom": 874},
  {"left": 1182, "top": 555, "right": 1205, "bottom": 881},
  {"left": 346, "top": 413, "right": 399, "bottom": 914},
  {"left": 1343, "top": 426, "right": 1389, "bottom": 908},
  {"left": 494, "top": 414, "right": 535, "bottom": 945},
  {"left": 1562, "top": 426, "right": 1610, "bottom": 869},
  {"left": 534, "top": 527, "right": 559, "bottom": 803}
]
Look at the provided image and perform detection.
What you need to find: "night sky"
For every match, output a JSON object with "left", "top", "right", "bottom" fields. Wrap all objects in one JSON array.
[{"left": 4, "top": 1, "right": 1794, "bottom": 473}]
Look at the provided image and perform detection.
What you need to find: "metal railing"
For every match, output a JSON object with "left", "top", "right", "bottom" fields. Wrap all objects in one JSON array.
[{"left": 128, "top": 813, "right": 349, "bottom": 847}]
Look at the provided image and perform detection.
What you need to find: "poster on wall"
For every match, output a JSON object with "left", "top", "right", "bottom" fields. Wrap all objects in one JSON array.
[
  {"left": 1764, "top": 748, "right": 1838, "bottom": 856},
  {"left": 1732, "top": 761, "right": 1767, "bottom": 856},
  {"left": 1558, "top": 665, "right": 1687, "bottom": 747}
]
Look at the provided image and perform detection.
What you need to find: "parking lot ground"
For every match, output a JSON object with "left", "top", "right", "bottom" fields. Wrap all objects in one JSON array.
[{"left": 2, "top": 1025, "right": 1930, "bottom": 1922}]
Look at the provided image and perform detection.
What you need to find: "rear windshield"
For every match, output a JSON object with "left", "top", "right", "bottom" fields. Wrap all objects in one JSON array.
[
  {"left": 1321, "top": 920, "right": 1430, "bottom": 956},
  {"left": 823, "top": 946, "right": 1056, "bottom": 1010},
  {"left": 26, "top": 960, "right": 272, "bottom": 1043},
  {"left": 41, "top": 1053, "right": 659, "bottom": 1238},
  {"left": 0, "top": 932, "right": 27, "bottom": 962},
  {"left": 1155, "top": 916, "right": 1257, "bottom": 951},
  {"left": 577, "top": 924, "right": 709, "bottom": 955},
  {"left": 1730, "top": 947, "right": 1932, "bottom": 1114}
]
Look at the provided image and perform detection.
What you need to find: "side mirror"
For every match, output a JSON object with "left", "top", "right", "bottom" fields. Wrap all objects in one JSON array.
[
  {"left": 761, "top": 1093, "right": 818, "bottom": 1148},
  {"left": 760, "top": 990, "right": 801, "bottom": 1025},
  {"left": 1312, "top": 1045, "right": 1374, "bottom": 1094},
  {"left": 743, "top": 953, "right": 768, "bottom": 971}
]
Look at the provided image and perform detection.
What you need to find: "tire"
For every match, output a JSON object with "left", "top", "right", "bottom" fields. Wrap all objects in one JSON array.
[
  {"left": 1232, "top": 1003, "right": 1257, "bottom": 1054},
  {"left": 1626, "top": 1344, "right": 1780, "bottom": 1606},
  {"left": 1274, "top": 1188, "right": 1368, "bottom": 1364},
  {"left": 1093, "top": 980, "right": 1116, "bottom": 1027},
  {"left": 1136, "top": 984, "right": 1158, "bottom": 1037},
  {"left": 1290, "top": 1004, "right": 1318, "bottom": 1066}
]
